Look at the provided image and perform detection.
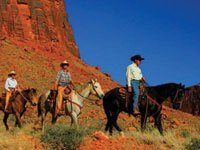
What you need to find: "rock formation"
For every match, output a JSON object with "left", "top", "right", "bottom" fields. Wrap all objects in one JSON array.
[{"left": 0, "top": 0, "right": 79, "bottom": 57}]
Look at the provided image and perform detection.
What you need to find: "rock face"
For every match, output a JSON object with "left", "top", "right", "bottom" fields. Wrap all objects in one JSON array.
[{"left": 0, "top": 0, "right": 79, "bottom": 57}]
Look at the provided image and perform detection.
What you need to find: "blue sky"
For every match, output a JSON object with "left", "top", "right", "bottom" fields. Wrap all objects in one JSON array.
[{"left": 65, "top": 0, "right": 200, "bottom": 87}]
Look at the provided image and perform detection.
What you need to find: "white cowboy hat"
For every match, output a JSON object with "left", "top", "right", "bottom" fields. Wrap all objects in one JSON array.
[
  {"left": 60, "top": 60, "right": 69, "bottom": 67},
  {"left": 8, "top": 71, "right": 16, "bottom": 76}
]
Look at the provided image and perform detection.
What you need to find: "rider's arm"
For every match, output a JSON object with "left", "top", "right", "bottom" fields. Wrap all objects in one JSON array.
[
  {"left": 126, "top": 66, "right": 132, "bottom": 92},
  {"left": 5, "top": 78, "right": 10, "bottom": 91},
  {"left": 141, "top": 77, "right": 146, "bottom": 83},
  {"left": 54, "top": 71, "right": 61, "bottom": 90},
  {"left": 126, "top": 66, "right": 132, "bottom": 87}
]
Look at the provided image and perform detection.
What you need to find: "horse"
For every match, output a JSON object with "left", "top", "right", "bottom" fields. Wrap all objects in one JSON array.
[
  {"left": 38, "top": 79, "right": 104, "bottom": 131},
  {"left": 173, "top": 85, "right": 200, "bottom": 116},
  {"left": 103, "top": 83, "right": 185, "bottom": 135},
  {"left": 0, "top": 88, "right": 38, "bottom": 130}
]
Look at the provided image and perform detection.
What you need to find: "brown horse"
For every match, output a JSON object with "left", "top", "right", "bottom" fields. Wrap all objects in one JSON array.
[
  {"left": 173, "top": 84, "right": 200, "bottom": 116},
  {"left": 0, "top": 88, "right": 38, "bottom": 130}
]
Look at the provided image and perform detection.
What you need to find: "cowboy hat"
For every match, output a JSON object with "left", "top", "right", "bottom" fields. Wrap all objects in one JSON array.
[
  {"left": 8, "top": 71, "right": 16, "bottom": 76},
  {"left": 130, "top": 55, "right": 144, "bottom": 61},
  {"left": 60, "top": 60, "right": 69, "bottom": 67}
]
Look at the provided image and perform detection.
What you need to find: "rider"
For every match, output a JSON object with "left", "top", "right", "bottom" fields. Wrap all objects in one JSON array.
[
  {"left": 126, "top": 55, "right": 145, "bottom": 115},
  {"left": 54, "top": 60, "right": 74, "bottom": 117},
  {"left": 4, "top": 71, "right": 18, "bottom": 112}
]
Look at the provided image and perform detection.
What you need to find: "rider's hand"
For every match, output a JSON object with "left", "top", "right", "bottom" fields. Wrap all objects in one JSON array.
[
  {"left": 128, "top": 87, "right": 132, "bottom": 93},
  {"left": 142, "top": 77, "right": 146, "bottom": 83}
]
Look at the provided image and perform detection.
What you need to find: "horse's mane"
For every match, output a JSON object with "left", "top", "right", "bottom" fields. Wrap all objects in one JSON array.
[
  {"left": 149, "top": 83, "right": 179, "bottom": 88},
  {"left": 23, "top": 88, "right": 37, "bottom": 93}
]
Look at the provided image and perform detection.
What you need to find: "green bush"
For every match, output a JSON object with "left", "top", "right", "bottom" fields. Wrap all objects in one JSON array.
[
  {"left": 41, "top": 125, "right": 90, "bottom": 150},
  {"left": 185, "top": 138, "right": 200, "bottom": 150},
  {"left": 181, "top": 130, "right": 190, "bottom": 138}
]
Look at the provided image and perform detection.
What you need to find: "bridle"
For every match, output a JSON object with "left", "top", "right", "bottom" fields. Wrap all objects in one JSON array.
[
  {"left": 141, "top": 84, "right": 183, "bottom": 125},
  {"left": 65, "top": 82, "right": 103, "bottom": 110},
  {"left": 18, "top": 90, "right": 36, "bottom": 106},
  {"left": 75, "top": 81, "right": 103, "bottom": 101}
]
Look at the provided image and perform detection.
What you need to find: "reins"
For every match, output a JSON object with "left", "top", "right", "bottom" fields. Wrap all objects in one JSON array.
[
  {"left": 18, "top": 91, "right": 31, "bottom": 103},
  {"left": 64, "top": 82, "right": 102, "bottom": 111},
  {"left": 141, "top": 82, "right": 182, "bottom": 125},
  {"left": 66, "top": 99, "right": 83, "bottom": 110},
  {"left": 74, "top": 82, "right": 102, "bottom": 102},
  {"left": 75, "top": 90, "right": 100, "bottom": 101}
]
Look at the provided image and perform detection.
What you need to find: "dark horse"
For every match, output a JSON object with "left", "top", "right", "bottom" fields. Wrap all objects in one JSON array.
[
  {"left": 103, "top": 83, "right": 185, "bottom": 135},
  {"left": 0, "top": 89, "right": 38, "bottom": 130}
]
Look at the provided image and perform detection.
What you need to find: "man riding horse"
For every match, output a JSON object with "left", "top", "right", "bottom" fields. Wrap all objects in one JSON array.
[
  {"left": 4, "top": 71, "right": 19, "bottom": 112},
  {"left": 126, "top": 55, "right": 146, "bottom": 115},
  {"left": 54, "top": 60, "right": 74, "bottom": 117}
]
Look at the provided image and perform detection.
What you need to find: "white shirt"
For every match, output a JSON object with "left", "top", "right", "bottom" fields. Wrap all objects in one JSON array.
[
  {"left": 5, "top": 77, "right": 18, "bottom": 91},
  {"left": 126, "top": 63, "right": 143, "bottom": 87}
]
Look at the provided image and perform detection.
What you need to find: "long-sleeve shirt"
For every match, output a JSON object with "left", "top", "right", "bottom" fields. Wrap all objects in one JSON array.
[
  {"left": 5, "top": 77, "right": 18, "bottom": 91},
  {"left": 56, "top": 70, "right": 71, "bottom": 87},
  {"left": 126, "top": 63, "right": 143, "bottom": 87}
]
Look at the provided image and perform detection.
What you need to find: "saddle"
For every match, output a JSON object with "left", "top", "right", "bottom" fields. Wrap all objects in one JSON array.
[
  {"left": 63, "top": 86, "right": 73, "bottom": 100},
  {"left": 1, "top": 91, "right": 17, "bottom": 101}
]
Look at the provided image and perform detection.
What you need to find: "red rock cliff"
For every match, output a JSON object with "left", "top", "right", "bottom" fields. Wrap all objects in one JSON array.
[{"left": 0, "top": 0, "right": 79, "bottom": 57}]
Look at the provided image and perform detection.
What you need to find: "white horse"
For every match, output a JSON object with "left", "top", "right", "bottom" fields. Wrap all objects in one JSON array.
[{"left": 38, "top": 79, "right": 104, "bottom": 130}]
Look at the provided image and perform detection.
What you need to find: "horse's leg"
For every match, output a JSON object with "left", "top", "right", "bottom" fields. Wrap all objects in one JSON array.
[
  {"left": 113, "top": 111, "right": 122, "bottom": 133},
  {"left": 3, "top": 113, "right": 9, "bottom": 130},
  {"left": 70, "top": 111, "right": 78, "bottom": 127},
  {"left": 41, "top": 112, "right": 46, "bottom": 131},
  {"left": 104, "top": 107, "right": 111, "bottom": 132},
  {"left": 15, "top": 108, "right": 26, "bottom": 127},
  {"left": 51, "top": 114, "right": 58, "bottom": 124},
  {"left": 141, "top": 113, "right": 147, "bottom": 132},
  {"left": 105, "top": 119, "right": 111, "bottom": 132},
  {"left": 15, "top": 112, "right": 22, "bottom": 128},
  {"left": 154, "top": 113, "right": 163, "bottom": 135},
  {"left": 108, "top": 111, "right": 116, "bottom": 136}
]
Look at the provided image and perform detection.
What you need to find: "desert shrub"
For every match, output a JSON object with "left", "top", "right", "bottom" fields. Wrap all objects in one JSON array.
[
  {"left": 185, "top": 138, "right": 200, "bottom": 150},
  {"left": 181, "top": 130, "right": 190, "bottom": 138},
  {"left": 41, "top": 125, "right": 90, "bottom": 150}
]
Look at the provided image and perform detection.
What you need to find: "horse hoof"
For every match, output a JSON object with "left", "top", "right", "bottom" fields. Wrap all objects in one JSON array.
[{"left": 119, "top": 131, "right": 125, "bottom": 137}]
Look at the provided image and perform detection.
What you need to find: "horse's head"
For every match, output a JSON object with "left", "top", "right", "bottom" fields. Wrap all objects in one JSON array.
[
  {"left": 89, "top": 79, "right": 104, "bottom": 99},
  {"left": 26, "top": 88, "right": 38, "bottom": 106}
]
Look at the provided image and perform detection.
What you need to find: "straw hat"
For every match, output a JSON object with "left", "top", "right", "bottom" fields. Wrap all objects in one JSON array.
[
  {"left": 8, "top": 71, "right": 16, "bottom": 76},
  {"left": 60, "top": 60, "right": 69, "bottom": 67}
]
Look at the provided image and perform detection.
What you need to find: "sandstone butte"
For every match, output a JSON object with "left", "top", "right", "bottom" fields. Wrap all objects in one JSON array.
[{"left": 0, "top": 0, "right": 79, "bottom": 57}]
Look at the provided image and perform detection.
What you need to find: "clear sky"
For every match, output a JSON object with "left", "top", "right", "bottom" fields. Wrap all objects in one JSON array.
[{"left": 65, "top": 0, "right": 200, "bottom": 87}]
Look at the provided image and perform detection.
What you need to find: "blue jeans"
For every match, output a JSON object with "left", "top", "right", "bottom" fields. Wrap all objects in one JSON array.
[{"left": 131, "top": 80, "right": 141, "bottom": 111}]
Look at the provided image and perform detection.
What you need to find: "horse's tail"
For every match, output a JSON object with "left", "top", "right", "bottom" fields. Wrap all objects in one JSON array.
[
  {"left": 38, "top": 90, "right": 51, "bottom": 117},
  {"left": 103, "top": 95, "right": 112, "bottom": 120}
]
